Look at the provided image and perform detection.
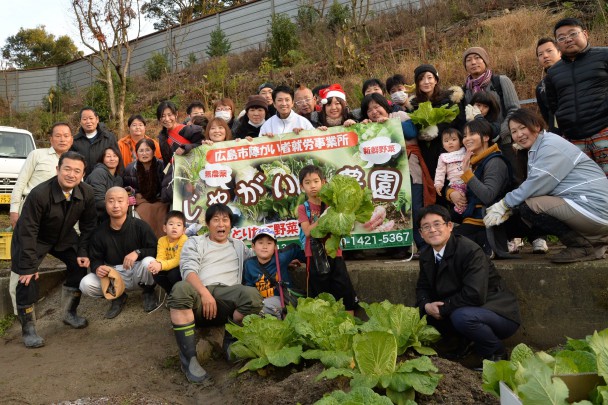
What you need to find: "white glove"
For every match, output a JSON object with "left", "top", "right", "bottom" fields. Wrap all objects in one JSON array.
[
  {"left": 465, "top": 104, "right": 482, "bottom": 122},
  {"left": 512, "top": 142, "right": 525, "bottom": 151},
  {"left": 389, "top": 110, "right": 411, "bottom": 122},
  {"left": 483, "top": 199, "right": 512, "bottom": 227},
  {"left": 419, "top": 125, "right": 439, "bottom": 141}
]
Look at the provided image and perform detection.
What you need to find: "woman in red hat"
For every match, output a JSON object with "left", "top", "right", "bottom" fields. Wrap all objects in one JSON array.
[{"left": 316, "top": 84, "right": 357, "bottom": 129}]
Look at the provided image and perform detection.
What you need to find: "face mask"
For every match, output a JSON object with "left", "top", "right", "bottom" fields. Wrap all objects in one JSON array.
[
  {"left": 248, "top": 119, "right": 265, "bottom": 128},
  {"left": 391, "top": 91, "right": 408, "bottom": 104},
  {"left": 215, "top": 111, "right": 232, "bottom": 122}
]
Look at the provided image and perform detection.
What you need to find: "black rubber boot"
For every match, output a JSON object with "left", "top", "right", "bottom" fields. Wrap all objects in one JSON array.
[
  {"left": 17, "top": 305, "right": 44, "bottom": 348},
  {"left": 62, "top": 286, "right": 88, "bottom": 329},
  {"left": 141, "top": 284, "right": 159, "bottom": 313},
  {"left": 105, "top": 293, "right": 128, "bottom": 319},
  {"left": 173, "top": 322, "right": 210, "bottom": 384}
]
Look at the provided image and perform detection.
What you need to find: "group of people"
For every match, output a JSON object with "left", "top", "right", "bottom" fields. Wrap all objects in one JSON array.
[{"left": 8, "top": 17, "right": 608, "bottom": 381}]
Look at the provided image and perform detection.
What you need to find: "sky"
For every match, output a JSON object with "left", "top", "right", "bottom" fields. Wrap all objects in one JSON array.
[{"left": 1, "top": 0, "right": 156, "bottom": 58}]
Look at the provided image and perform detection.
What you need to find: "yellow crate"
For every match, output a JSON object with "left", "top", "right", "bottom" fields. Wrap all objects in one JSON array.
[{"left": 0, "top": 232, "right": 12, "bottom": 260}]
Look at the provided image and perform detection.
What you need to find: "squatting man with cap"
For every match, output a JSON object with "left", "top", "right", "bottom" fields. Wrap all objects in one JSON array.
[
  {"left": 11, "top": 150, "right": 97, "bottom": 348},
  {"left": 79, "top": 187, "right": 159, "bottom": 318},
  {"left": 167, "top": 203, "right": 263, "bottom": 384}
]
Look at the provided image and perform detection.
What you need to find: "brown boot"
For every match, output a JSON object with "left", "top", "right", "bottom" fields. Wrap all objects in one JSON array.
[{"left": 550, "top": 231, "right": 596, "bottom": 263}]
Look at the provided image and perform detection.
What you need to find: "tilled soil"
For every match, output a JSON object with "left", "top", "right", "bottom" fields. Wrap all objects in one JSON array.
[{"left": 1, "top": 285, "right": 496, "bottom": 405}]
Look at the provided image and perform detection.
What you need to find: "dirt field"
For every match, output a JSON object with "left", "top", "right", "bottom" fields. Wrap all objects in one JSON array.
[{"left": 0, "top": 284, "right": 496, "bottom": 405}]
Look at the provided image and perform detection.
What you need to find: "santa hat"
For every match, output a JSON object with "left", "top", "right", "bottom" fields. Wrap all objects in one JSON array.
[{"left": 319, "top": 84, "right": 346, "bottom": 105}]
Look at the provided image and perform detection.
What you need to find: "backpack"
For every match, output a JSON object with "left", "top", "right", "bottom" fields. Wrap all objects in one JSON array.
[{"left": 298, "top": 201, "right": 311, "bottom": 248}]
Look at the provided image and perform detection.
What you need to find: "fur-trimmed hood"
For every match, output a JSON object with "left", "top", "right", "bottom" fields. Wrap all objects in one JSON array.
[{"left": 448, "top": 86, "right": 464, "bottom": 104}]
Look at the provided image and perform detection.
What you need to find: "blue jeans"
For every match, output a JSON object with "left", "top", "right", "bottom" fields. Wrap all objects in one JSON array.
[{"left": 450, "top": 307, "right": 519, "bottom": 357}]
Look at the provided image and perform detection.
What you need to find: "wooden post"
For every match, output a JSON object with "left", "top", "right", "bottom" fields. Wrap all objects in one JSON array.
[{"left": 420, "top": 26, "right": 427, "bottom": 60}]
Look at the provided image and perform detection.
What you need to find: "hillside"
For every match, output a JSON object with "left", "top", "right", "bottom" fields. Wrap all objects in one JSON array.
[{"left": 0, "top": 1, "right": 606, "bottom": 140}]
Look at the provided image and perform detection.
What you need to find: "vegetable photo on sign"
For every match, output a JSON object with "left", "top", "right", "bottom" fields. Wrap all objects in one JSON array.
[{"left": 172, "top": 120, "right": 413, "bottom": 250}]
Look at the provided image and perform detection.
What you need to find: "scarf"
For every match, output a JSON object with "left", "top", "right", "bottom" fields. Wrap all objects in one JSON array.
[
  {"left": 465, "top": 69, "right": 493, "bottom": 94},
  {"left": 406, "top": 144, "right": 436, "bottom": 206}
]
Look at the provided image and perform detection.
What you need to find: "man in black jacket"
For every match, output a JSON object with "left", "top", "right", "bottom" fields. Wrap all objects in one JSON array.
[
  {"left": 415, "top": 205, "right": 520, "bottom": 368},
  {"left": 71, "top": 107, "right": 120, "bottom": 177},
  {"left": 535, "top": 37, "right": 562, "bottom": 134},
  {"left": 545, "top": 18, "right": 608, "bottom": 175},
  {"left": 79, "top": 187, "right": 158, "bottom": 319},
  {"left": 12, "top": 151, "right": 97, "bottom": 348}
]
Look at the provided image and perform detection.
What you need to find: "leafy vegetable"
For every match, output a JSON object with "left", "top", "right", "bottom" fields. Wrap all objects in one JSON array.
[
  {"left": 518, "top": 356, "right": 570, "bottom": 405},
  {"left": 293, "top": 293, "right": 359, "bottom": 368},
  {"left": 318, "top": 331, "right": 442, "bottom": 404},
  {"left": 225, "top": 314, "right": 303, "bottom": 373},
  {"left": 483, "top": 328, "right": 608, "bottom": 403},
  {"left": 313, "top": 387, "right": 396, "bottom": 405},
  {"left": 359, "top": 301, "right": 440, "bottom": 355},
  {"left": 409, "top": 102, "right": 459, "bottom": 129},
  {"left": 311, "top": 175, "right": 374, "bottom": 257}
]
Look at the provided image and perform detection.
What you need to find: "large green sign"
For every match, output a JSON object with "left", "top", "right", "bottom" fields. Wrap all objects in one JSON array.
[{"left": 172, "top": 119, "right": 413, "bottom": 249}]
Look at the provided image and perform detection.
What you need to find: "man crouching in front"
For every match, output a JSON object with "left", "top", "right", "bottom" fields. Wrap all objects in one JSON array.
[{"left": 167, "top": 203, "right": 263, "bottom": 383}]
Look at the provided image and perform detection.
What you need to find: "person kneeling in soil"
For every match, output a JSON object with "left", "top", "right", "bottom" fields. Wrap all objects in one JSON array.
[
  {"left": 167, "top": 203, "right": 263, "bottom": 384},
  {"left": 12, "top": 151, "right": 97, "bottom": 348},
  {"left": 243, "top": 227, "right": 305, "bottom": 319},
  {"left": 415, "top": 205, "right": 521, "bottom": 369},
  {"left": 79, "top": 187, "right": 159, "bottom": 318}
]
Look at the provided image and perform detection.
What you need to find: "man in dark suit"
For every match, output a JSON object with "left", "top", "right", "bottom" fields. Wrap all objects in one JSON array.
[
  {"left": 415, "top": 205, "right": 520, "bottom": 368},
  {"left": 12, "top": 151, "right": 97, "bottom": 348}
]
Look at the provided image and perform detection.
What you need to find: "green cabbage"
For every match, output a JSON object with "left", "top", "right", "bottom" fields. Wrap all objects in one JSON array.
[
  {"left": 409, "top": 101, "right": 460, "bottom": 129},
  {"left": 311, "top": 175, "right": 374, "bottom": 257}
]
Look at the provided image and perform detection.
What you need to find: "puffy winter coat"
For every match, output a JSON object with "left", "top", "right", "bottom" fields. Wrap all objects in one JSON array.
[{"left": 545, "top": 46, "right": 608, "bottom": 140}]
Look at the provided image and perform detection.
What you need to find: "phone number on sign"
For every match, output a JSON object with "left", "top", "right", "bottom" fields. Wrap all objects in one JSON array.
[{"left": 342, "top": 230, "right": 412, "bottom": 249}]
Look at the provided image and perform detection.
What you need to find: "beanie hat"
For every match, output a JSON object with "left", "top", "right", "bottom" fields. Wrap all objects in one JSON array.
[
  {"left": 258, "top": 82, "right": 275, "bottom": 93},
  {"left": 414, "top": 64, "right": 439, "bottom": 83},
  {"left": 462, "top": 47, "right": 490, "bottom": 67},
  {"left": 319, "top": 84, "right": 346, "bottom": 105},
  {"left": 245, "top": 95, "right": 268, "bottom": 111}
]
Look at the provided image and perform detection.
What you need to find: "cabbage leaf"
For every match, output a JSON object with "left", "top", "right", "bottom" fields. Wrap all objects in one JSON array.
[
  {"left": 311, "top": 175, "right": 374, "bottom": 257},
  {"left": 409, "top": 101, "right": 459, "bottom": 129}
]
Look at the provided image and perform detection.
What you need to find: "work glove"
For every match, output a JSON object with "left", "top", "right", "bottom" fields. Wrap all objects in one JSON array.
[
  {"left": 512, "top": 142, "right": 525, "bottom": 151},
  {"left": 419, "top": 125, "right": 439, "bottom": 141},
  {"left": 465, "top": 104, "right": 482, "bottom": 122},
  {"left": 484, "top": 199, "right": 512, "bottom": 227}
]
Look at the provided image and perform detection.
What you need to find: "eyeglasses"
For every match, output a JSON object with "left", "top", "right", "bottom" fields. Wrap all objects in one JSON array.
[
  {"left": 294, "top": 98, "right": 312, "bottom": 106},
  {"left": 420, "top": 221, "right": 447, "bottom": 233},
  {"left": 556, "top": 31, "right": 582, "bottom": 43}
]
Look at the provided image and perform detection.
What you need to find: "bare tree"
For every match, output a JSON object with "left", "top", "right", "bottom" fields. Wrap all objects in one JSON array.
[{"left": 72, "top": 0, "right": 141, "bottom": 136}]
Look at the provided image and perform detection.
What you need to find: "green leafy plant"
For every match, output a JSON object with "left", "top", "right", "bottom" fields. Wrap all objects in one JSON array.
[
  {"left": 326, "top": 0, "right": 350, "bottom": 32},
  {"left": 408, "top": 102, "right": 459, "bottom": 129},
  {"left": 267, "top": 13, "right": 299, "bottom": 67},
  {"left": 482, "top": 329, "right": 608, "bottom": 404},
  {"left": 317, "top": 331, "right": 442, "bottom": 404},
  {"left": 293, "top": 293, "right": 359, "bottom": 368},
  {"left": 206, "top": 27, "right": 231, "bottom": 58},
  {"left": 225, "top": 314, "right": 303, "bottom": 373},
  {"left": 314, "top": 386, "right": 395, "bottom": 405},
  {"left": 359, "top": 301, "right": 441, "bottom": 356},
  {"left": 144, "top": 51, "right": 169, "bottom": 81},
  {"left": 311, "top": 175, "right": 374, "bottom": 257}
]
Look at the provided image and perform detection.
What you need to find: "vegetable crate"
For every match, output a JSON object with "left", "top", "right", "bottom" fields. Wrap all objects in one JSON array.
[{"left": 0, "top": 232, "right": 11, "bottom": 260}]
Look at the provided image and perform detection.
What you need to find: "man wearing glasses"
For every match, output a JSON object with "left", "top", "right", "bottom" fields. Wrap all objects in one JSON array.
[
  {"left": 545, "top": 18, "right": 608, "bottom": 176},
  {"left": 293, "top": 85, "right": 318, "bottom": 125},
  {"left": 415, "top": 205, "right": 520, "bottom": 369}
]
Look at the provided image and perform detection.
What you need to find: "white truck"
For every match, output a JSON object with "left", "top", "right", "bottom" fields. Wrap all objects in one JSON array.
[{"left": 0, "top": 126, "right": 36, "bottom": 204}]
